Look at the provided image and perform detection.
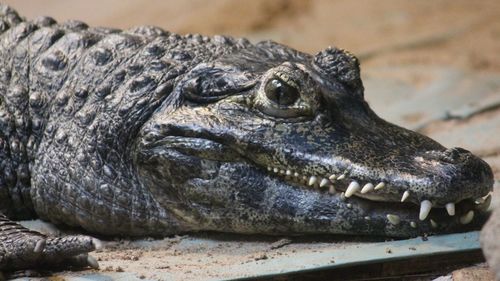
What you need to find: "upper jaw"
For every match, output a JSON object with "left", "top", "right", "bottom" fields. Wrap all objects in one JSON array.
[{"left": 262, "top": 152, "right": 493, "bottom": 227}]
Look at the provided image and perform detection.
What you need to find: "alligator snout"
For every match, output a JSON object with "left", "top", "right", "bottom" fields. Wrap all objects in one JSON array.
[{"left": 413, "top": 146, "right": 493, "bottom": 208}]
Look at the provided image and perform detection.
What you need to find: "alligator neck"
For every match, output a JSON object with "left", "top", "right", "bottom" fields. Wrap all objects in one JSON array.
[{"left": 0, "top": 8, "right": 37, "bottom": 218}]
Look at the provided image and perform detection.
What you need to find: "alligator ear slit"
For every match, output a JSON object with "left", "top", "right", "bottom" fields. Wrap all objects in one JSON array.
[{"left": 181, "top": 63, "right": 256, "bottom": 103}]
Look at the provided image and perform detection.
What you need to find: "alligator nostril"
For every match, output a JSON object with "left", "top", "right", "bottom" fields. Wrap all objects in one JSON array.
[
  {"left": 421, "top": 147, "right": 472, "bottom": 164},
  {"left": 443, "top": 147, "right": 471, "bottom": 163}
]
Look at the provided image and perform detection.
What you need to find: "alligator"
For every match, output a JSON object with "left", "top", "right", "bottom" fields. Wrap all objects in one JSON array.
[{"left": 0, "top": 5, "right": 495, "bottom": 275}]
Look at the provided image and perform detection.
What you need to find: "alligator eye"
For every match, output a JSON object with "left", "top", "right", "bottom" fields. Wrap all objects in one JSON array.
[{"left": 264, "top": 78, "right": 299, "bottom": 106}]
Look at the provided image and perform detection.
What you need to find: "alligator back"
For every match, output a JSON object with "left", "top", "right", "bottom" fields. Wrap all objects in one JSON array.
[{"left": 0, "top": 5, "right": 249, "bottom": 235}]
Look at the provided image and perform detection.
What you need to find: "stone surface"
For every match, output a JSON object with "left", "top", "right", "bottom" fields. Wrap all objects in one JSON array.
[
  {"left": 452, "top": 264, "right": 495, "bottom": 281},
  {"left": 364, "top": 66, "right": 500, "bottom": 132}
]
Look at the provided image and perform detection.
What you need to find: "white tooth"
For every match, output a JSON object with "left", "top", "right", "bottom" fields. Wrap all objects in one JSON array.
[
  {"left": 410, "top": 221, "right": 417, "bottom": 228},
  {"left": 308, "top": 176, "right": 318, "bottom": 186},
  {"left": 374, "top": 182, "right": 385, "bottom": 190},
  {"left": 475, "top": 197, "right": 485, "bottom": 204},
  {"left": 364, "top": 216, "right": 371, "bottom": 220},
  {"left": 328, "top": 174, "right": 336, "bottom": 181},
  {"left": 460, "top": 210, "right": 474, "bottom": 225},
  {"left": 320, "top": 178, "right": 330, "bottom": 188},
  {"left": 293, "top": 172, "right": 300, "bottom": 177},
  {"left": 361, "top": 183, "right": 374, "bottom": 194},
  {"left": 346, "top": 203, "right": 352, "bottom": 208},
  {"left": 340, "top": 192, "right": 346, "bottom": 201},
  {"left": 285, "top": 170, "right": 292, "bottom": 176},
  {"left": 430, "top": 219, "right": 438, "bottom": 228},
  {"left": 387, "top": 214, "right": 400, "bottom": 225},
  {"left": 445, "top": 203, "right": 455, "bottom": 216},
  {"left": 337, "top": 174, "right": 346, "bottom": 180},
  {"left": 401, "top": 190, "right": 410, "bottom": 202},
  {"left": 273, "top": 167, "right": 279, "bottom": 173},
  {"left": 280, "top": 170, "right": 285, "bottom": 174},
  {"left": 328, "top": 185, "right": 336, "bottom": 194},
  {"left": 345, "top": 181, "right": 360, "bottom": 197},
  {"left": 419, "top": 200, "right": 432, "bottom": 221},
  {"left": 476, "top": 194, "right": 492, "bottom": 211},
  {"left": 267, "top": 167, "right": 272, "bottom": 171}
]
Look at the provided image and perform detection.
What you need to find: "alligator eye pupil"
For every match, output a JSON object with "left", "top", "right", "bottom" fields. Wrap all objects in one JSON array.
[{"left": 264, "top": 78, "right": 299, "bottom": 106}]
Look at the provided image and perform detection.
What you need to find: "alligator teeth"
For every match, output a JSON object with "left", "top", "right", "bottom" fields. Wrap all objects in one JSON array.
[
  {"left": 293, "top": 172, "right": 300, "bottom": 178},
  {"left": 360, "top": 183, "right": 374, "bottom": 194},
  {"left": 419, "top": 200, "right": 432, "bottom": 221},
  {"left": 401, "top": 190, "right": 410, "bottom": 202},
  {"left": 328, "top": 174, "right": 336, "bottom": 181},
  {"left": 459, "top": 210, "right": 474, "bottom": 225},
  {"left": 308, "top": 176, "right": 318, "bottom": 186},
  {"left": 374, "top": 182, "right": 385, "bottom": 190},
  {"left": 410, "top": 221, "right": 417, "bottom": 228},
  {"left": 285, "top": 170, "right": 292, "bottom": 176},
  {"left": 345, "top": 181, "right": 360, "bottom": 197},
  {"left": 320, "top": 178, "right": 330, "bottom": 188},
  {"left": 430, "top": 219, "right": 438, "bottom": 228},
  {"left": 328, "top": 185, "right": 336, "bottom": 194},
  {"left": 337, "top": 174, "right": 346, "bottom": 180},
  {"left": 273, "top": 167, "right": 279, "bottom": 173},
  {"left": 387, "top": 214, "right": 400, "bottom": 225},
  {"left": 280, "top": 170, "right": 285, "bottom": 174},
  {"left": 445, "top": 203, "right": 455, "bottom": 216},
  {"left": 476, "top": 194, "right": 491, "bottom": 211},
  {"left": 267, "top": 167, "right": 272, "bottom": 171}
]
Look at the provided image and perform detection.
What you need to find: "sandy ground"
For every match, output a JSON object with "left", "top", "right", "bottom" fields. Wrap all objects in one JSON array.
[{"left": 3, "top": 1, "right": 500, "bottom": 280}]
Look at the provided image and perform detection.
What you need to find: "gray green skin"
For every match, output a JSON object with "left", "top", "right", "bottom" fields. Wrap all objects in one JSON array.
[{"left": 0, "top": 5, "right": 494, "bottom": 272}]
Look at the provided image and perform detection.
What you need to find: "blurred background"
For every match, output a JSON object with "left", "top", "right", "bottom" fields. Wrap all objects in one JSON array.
[{"left": 4, "top": 0, "right": 500, "bottom": 72}]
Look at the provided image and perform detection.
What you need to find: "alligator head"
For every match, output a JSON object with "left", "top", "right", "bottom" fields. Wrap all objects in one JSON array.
[{"left": 136, "top": 41, "right": 493, "bottom": 237}]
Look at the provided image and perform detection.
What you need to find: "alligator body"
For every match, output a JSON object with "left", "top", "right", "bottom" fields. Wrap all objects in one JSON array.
[{"left": 0, "top": 5, "right": 494, "bottom": 273}]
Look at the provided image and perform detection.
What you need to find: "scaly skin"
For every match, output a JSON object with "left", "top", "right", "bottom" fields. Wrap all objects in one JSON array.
[{"left": 0, "top": 5, "right": 494, "bottom": 273}]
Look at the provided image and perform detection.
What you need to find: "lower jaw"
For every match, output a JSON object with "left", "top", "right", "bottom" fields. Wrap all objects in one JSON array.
[
  {"left": 262, "top": 172, "right": 490, "bottom": 236},
  {"left": 291, "top": 192, "right": 490, "bottom": 238}
]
